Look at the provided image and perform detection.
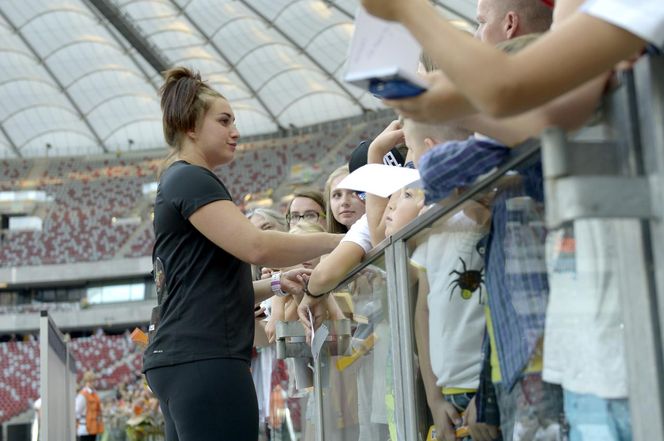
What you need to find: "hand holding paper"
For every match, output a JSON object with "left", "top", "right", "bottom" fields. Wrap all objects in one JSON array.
[{"left": 344, "top": 7, "right": 427, "bottom": 99}]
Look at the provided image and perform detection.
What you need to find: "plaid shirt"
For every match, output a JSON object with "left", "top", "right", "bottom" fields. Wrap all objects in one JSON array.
[{"left": 419, "top": 137, "right": 549, "bottom": 389}]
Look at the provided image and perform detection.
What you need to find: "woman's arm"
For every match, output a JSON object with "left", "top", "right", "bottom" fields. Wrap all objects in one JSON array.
[
  {"left": 308, "top": 242, "right": 366, "bottom": 297},
  {"left": 190, "top": 200, "right": 341, "bottom": 267},
  {"left": 362, "top": 0, "right": 645, "bottom": 118},
  {"left": 297, "top": 241, "right": 366, "bottom": 326},
  {"left": 367, "top": 120, "right": 405, "bottom": 246}
]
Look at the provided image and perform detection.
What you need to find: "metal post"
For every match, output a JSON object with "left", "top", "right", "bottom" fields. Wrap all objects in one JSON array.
[
  {"left": 393, "top": 240, "right": 419, "bottom": 441},
  {"left": 631, "top": 55, "right": 664, "bottom": 441},
  {"left": 384, "top": 244, "right": 409, "bottom": 440}
]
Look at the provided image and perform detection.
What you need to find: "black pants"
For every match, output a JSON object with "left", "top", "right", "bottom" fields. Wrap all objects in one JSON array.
[
  {"left": 146, "top": 358, "right": 258, "bottom": 441},
  {"left": 77, "top": 436, "right": 97, "bottom": 441}
]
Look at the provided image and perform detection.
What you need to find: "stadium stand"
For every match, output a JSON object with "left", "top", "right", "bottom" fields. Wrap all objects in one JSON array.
[
  {"left": 0, "top": 113, "right": 394, "bottom": 267},
  {"left": 0, "top": 333, "right": 142, "bottom": 424}
]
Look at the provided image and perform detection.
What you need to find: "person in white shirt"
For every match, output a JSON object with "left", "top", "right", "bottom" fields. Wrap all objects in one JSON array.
[{"left": 544, "top": 219, "right": 643, "bottom": 440}]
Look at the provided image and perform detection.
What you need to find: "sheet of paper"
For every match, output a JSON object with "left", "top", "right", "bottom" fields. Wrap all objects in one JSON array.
[
  {"left": 336, "top": 164, "right": 421, "bottom": 198},
  {"left": 344, "top": 7, "right": 423, "bottom": 88},
  {"left": 311, "top": 324, "right": 329, "bottom": 362}
]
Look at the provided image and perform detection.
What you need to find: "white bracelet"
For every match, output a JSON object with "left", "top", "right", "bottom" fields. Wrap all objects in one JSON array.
[{"left": 270, "top": 272, "right": 288, "bottom": 297}]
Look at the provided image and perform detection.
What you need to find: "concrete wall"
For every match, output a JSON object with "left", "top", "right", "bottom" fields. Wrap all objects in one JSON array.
[
  {"left": 0, "top": 256, "right": 152, "bottom": 287},
  {"left": 0, "top": 299, "right": 155, "bottom": 333}
]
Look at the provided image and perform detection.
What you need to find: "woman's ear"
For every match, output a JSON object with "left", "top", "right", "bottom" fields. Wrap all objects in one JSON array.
[{"left": 186, "top": 129, "right": 197, "bottom": 141}]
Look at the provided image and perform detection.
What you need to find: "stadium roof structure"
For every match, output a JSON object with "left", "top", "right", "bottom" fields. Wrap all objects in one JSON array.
[{"left": 0, "top": 0, "right": 477, "bottom": 158}]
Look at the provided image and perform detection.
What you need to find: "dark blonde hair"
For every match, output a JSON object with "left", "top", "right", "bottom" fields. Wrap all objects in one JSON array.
[
  {"left": 158, "top": 66, "right": 225, "bottom": 175},
  {"left": 289, "top": 221, "right": 326, "bottom": 235},
  {"left": 248, "top": 208, "right": 288, "bottom": 232},
  {"left": 324, "top": 165, "right": 350, "bottom": 234},
  {"left": 286, "top": 189, "right": 326, "bottom": 228},
  {"left": 495, "top": 33, "right": 542, "bottom": 54}
]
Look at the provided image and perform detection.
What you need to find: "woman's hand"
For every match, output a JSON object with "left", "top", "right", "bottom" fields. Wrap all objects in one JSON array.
[
  {"left": 297, "top": 275, "right": 327, "bottom": 331},
  {"left": 297, "top": 295, "right": 328, "bottom": 343},
  {"left": 280, "top": 268, "right": 313, "bottom": 299},
  {"left": 383, "top": 71, "right": 466, "bottom": 123}
]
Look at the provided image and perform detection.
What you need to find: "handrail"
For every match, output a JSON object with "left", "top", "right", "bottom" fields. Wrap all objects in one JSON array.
[{"left": 329, "top": 138, "right": 542, "bottom": 290}]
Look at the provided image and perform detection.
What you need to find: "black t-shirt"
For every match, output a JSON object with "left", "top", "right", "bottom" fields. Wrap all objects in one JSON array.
[{"left": 143, "top": 161, "right": 254, "bottom": 371}]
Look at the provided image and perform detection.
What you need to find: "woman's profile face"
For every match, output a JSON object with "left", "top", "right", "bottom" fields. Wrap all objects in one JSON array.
[
  {"left": 329, "top": 174, "right": 365, "bottom": 228},
  {"left": 195, "top": 98, "right": 240, "bottom": 167}
]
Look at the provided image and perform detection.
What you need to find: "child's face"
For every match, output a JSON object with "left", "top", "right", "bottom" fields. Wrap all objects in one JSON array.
[
  {"left": 330, "top": 175, "right": 365, "bottom": 228},
  {"left": 384, "top": 188, "right": 423, "bottom": 237}
]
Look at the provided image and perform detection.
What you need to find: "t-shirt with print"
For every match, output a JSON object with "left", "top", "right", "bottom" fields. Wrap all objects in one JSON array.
[
  {"left": 410, "top": 208, "right": 488, "bottom": 390},
  {"left": 143, "top": 161, "right": 254, "bottom": 371},
  {"left": 543, "top": 219, "right": 643, "bottom": 398}
]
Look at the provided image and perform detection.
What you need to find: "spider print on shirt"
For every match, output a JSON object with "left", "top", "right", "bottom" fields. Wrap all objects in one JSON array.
[{"left": 448, "top": 257, "right": 485, "bottom": 304}]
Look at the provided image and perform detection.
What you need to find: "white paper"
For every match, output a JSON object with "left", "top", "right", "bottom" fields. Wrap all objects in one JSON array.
[
  {"left": 336, "top": 164, "right": 421, "bottom": 198},
  {"left": 344, "top": 7, "right": 424, "bottom": 89},
  {"left": 311, "top": 324, "right": 329, "bottom": 362}
]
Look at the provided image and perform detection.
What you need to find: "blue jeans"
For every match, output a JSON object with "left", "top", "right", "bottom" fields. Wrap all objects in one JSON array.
[{"left": 564, "top": 390, "right": 631, "bottom": 441}]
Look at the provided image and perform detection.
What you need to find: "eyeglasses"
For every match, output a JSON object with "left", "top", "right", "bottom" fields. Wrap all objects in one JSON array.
[{"left": 287, "top": 210, "right": 324, "bottom": 225}]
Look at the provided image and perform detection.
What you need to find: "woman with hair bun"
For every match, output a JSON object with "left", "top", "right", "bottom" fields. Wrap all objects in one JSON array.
[{"left": 143, "top": 67, "right": 341, "bottom": 441}]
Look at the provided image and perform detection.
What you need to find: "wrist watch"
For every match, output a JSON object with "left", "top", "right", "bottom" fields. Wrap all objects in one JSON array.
[{"left": 270, "top": 272, "right": 289, "bottom": 297}]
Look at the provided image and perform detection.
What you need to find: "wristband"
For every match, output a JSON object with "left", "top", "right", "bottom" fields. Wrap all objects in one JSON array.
[
  {"left": 303, "top": 279, "right": 327, "bottom": 299},
  {"left": 270, "top": 272, "right": 288, "bottom": 297}
]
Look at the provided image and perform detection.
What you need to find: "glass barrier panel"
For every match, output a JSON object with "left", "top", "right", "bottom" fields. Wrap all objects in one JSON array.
[
  {"left": 404, "top": 195, "right": 494, "bottom": 441},
  {"left": 316, "top": 255, "right": 395, "bottom": 441},
  {"left": 396, "top": 118, "right": 650, "bottom": 440}
]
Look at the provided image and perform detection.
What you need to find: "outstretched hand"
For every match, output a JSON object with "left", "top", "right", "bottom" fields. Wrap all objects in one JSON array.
[
  {"left": 280, "top": 268, "right": 313, "bottom": 299},
  {"left": 297, "top": 298, "right": 327, "bottom": 344},
  {"left": 297, "top": 276, "right": 326, "bottom": 331},
  {"left": 383, "top": 71, "right": 468, "bottom": 124}
]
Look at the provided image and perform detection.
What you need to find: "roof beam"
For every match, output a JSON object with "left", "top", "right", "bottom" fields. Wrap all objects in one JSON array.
[
  {"left": 0, "top": 8, "right": 109, "bottom": 153},
  {"left": 325, "top": 1, "right": 354, "bottom": 19},
  {"left": 83, "top": 1, "right": 162, "bottom": 90},
  {"left": 237, "top": 0, "right": 368, "bottom": 115},
  {"left": 167, "top": 0, "right": 286, "bottom": 131},
  {"left": 88, "top": 0, "right": 171, "bottom": 75},
  {"left": 0, "top": 123, "right": 22, "bottom": 158}
]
